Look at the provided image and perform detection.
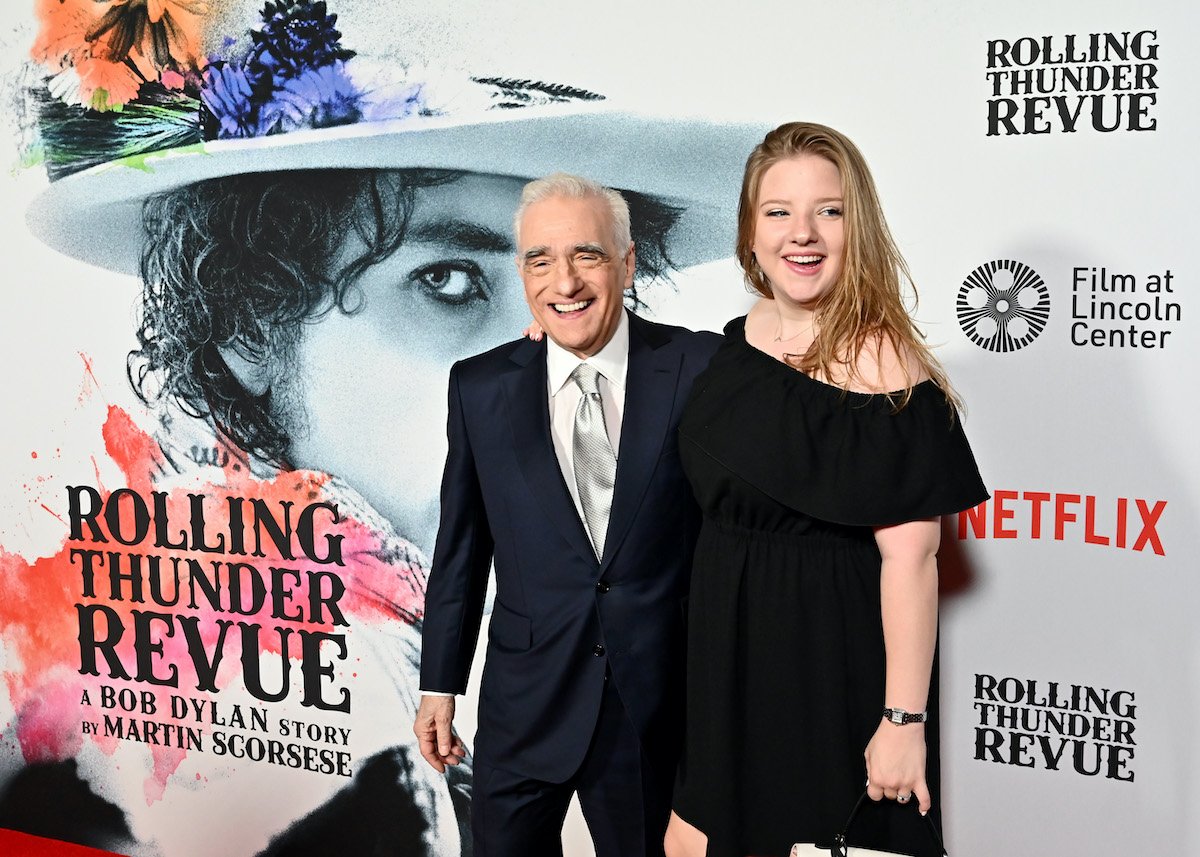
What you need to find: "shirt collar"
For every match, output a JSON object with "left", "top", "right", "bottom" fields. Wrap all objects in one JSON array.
[{"left": 546, "top": 310, "right": 630, "bottom": 396}]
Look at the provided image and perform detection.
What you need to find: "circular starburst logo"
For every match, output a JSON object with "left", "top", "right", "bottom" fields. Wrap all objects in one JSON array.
[{"left": 957, "top": 260, "right": 1051, "bottom": 352}]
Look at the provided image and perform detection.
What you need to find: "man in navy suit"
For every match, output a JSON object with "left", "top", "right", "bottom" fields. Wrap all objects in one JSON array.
[{"left": 415, "top": 173, "right": 721, "bottom": 857}]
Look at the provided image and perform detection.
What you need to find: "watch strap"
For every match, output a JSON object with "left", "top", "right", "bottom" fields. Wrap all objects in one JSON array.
[{"left": 882, "top": 707, "right": 927, "bottom": 725}]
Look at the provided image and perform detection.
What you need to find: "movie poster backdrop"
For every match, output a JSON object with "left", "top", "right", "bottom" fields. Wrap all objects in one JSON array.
[{"left": 0, "top": 1, "right": 1196, "bottom": 854}]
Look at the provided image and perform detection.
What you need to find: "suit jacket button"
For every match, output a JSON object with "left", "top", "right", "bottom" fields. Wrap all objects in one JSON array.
[
  {"left": 592, "top": 644, "right": 606, "bottom": 657},
  {"left": 596, "top": 581, "right": 611, "bottom": 594}
]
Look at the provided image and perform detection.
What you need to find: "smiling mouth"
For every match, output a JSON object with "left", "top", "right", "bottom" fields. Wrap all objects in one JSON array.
[
  {"left": 784, "top": 254, "right": 824, "bottom": 268},
  {"left": 552, "top": 299, "right": 593, "bottom": 314}
]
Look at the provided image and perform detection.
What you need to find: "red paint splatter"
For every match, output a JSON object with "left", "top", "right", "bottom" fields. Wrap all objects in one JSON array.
[
  {"left": 1, "top": 404, "right": 427, "bottom": 801},
  {"left": 100, "top": 405, "right": 159, "bottom": 497}
]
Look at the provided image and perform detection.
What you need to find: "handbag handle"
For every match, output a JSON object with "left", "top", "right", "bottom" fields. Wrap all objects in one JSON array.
[{"left": 831, "top": 791, "right": 948, "bottom": 857}]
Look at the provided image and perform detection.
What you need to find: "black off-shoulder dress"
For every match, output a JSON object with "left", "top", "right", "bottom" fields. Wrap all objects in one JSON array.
[{"left": 672, "top": 316, "right": 988, "bottom": 857}]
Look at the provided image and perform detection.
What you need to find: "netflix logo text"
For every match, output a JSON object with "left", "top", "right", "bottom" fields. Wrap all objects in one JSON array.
[{"left": 957, "top": 491, "right": 1165, "bottom": 556}]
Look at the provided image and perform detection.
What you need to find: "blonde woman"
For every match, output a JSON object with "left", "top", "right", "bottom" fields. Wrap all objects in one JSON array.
[{"left": 665, "top": 123, "right": 988, "bottom": 857}]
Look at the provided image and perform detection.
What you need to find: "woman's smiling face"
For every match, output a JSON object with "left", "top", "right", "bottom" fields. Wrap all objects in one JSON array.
[
  {"left": 277, "top": 171, "right": 530, "bottom": 554},
  {"left": 751, "top": 154, "right": 845, "bottom": 312}
]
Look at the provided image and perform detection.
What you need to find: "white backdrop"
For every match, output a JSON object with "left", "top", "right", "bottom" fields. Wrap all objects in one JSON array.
[{"left": 1, "top": 1, "right": 1196, "bottom": 854}]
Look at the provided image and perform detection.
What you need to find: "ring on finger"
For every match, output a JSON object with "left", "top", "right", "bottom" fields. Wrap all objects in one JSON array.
[{"left": 897, "top": 793, "right": 911, "bottom": 804}]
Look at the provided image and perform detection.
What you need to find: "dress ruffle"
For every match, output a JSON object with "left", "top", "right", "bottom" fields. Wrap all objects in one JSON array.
[{"left": 678, "top": 316, "right": 989, "bottom": 527}]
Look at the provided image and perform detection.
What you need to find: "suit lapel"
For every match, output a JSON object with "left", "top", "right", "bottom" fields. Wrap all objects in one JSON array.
[
  {"left": 601, "top": 315, "right": 682, "bottom": 571},
  {"left": 502, "top": 337, "right": 597, "bottom": 564}
]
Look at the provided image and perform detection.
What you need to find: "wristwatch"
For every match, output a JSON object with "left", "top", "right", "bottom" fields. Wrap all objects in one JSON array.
[{"left": 882, "top": 707, "right": 927, "bottom": 725}]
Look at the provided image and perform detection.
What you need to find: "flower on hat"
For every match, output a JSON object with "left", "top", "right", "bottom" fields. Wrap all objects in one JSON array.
[
  {"left": 86, "top": 0, "right": 210, "bottom": 71},
  {"left": 199, "top": 62, "right": 257, "bottom": 139},
  {"left": 26, "top": 0, "right": 431, "bottom": 177},
  {"left": 245, "top": 0, "right": 354, "bottom": 84},
  {"left": 23, "top": 0, "right": 597, "bottom": 182},
  {"left": 198, "top": 0, "right": 376, "bottom": 140},
  {"left": 260, "top": 62, "right": 362, "bottom": 135},
  {"left": 31, "top": 0, "right": 207, "bottom": 112}
]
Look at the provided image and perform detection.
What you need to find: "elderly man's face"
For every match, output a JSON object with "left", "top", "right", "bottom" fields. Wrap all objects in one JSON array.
[
  {"left": 518, "top": 195, "right": 634, "bottom": 359},
  {"left": 275, "top": 171, "right": 529, "bottom": 554}
]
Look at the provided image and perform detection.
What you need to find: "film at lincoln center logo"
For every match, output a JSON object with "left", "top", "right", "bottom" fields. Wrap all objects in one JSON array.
[{"left": 957, "top": 260, "right": 1051, "bottom": 352}]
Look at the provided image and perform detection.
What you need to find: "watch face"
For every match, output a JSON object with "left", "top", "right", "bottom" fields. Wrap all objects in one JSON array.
[{"left": 890, "top": 709, "right": 905, "bottom": 724}]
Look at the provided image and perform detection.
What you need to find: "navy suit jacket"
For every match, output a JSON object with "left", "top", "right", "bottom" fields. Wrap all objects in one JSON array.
[{"left": 420, "top": 312, "right": 721, "bottom": 783}]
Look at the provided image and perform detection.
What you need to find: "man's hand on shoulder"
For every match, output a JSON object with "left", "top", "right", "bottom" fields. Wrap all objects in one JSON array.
[{"left": 414, "top": 694, "right": 466, "bottom": 773}]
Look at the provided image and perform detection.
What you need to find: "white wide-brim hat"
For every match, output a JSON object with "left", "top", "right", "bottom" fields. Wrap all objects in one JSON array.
[{"left": 28, "top": 102, "right": 764, "bottom": 276}]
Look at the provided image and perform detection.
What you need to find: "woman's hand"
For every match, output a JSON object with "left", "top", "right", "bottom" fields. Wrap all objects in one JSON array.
[
  {"left": 523, "top": 319, "right": 544, "bottom": 341},
  {"left": 864, "top": 720, "right": 930, "bottom": 814}
]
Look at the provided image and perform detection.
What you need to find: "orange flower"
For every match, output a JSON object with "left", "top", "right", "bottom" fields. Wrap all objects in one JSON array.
[
  {"left": 87, "top": 0, "right": 209, "bottom": 71},
  {"left": 32, "top": 0, "right": 209, "bottom": 110},
  {"left": 74, "top": 51, "right": 143, "bottom": 111},
  {"left": 30, "top": 0, "right": 95, "bottom": 72},
  {"left": 32, "top": 0, "right": 134, "bottom": 110}
]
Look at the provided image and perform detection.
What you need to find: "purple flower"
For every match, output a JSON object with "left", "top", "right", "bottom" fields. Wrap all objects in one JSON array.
[
  {"left": 247, "top": 0, "right": 355, "bottom": 84},
  {"left": 200, "top": 62, "right": 259, "bottom": 139},
  {"left": 361, "top": 81, "right": 426, "bottom": 124},
  {"left": 257, "top": 61, "right": 361, "bottom": 135}
]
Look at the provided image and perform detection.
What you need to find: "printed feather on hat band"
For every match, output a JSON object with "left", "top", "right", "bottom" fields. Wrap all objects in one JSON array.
[{"left": 471, "top": 77, "right": 606, "bottom": 109}]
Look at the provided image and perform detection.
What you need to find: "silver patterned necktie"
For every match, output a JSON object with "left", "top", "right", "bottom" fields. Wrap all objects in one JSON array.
[{"left": 570, "top": 363, "right": 617, "bottom": 560}]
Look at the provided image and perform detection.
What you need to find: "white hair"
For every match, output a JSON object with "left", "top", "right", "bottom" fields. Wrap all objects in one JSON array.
[{"left": 513, "top": 172, "right": 632, "bottom": 252}]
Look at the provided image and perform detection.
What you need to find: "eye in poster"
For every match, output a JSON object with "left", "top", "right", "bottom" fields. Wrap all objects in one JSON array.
[{"left": 2, "top": 1, "right": 1197, "bottom": 856}]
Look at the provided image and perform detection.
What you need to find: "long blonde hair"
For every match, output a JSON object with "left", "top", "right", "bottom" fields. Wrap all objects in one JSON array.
[{"left": 737, "top": 122, "right": 958, "bottom": 410}]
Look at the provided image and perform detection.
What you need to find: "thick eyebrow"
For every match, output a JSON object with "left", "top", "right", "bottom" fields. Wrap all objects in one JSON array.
[
  {"left": 521, "top": 242, "right": 612, "bottom": 261},
  {"left": 408, "top": 219, "right": 513, "bottom": 253}
]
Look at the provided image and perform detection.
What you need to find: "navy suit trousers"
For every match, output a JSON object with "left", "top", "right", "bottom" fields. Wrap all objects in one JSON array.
[{"left": 471, "top": 677, "right": 671, "bottom": 857}]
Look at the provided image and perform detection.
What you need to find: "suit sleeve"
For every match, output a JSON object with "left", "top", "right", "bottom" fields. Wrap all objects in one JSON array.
[{"left": 419, "top": 362, "right": 495, "bottom": 695}]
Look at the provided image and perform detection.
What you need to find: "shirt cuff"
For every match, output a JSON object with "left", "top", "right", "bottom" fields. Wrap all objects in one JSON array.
[{"left": 420, "top": 690, "right": 457, "bottom": 697}]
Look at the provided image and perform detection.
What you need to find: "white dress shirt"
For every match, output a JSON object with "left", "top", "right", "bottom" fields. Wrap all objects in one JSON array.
[{"left": 421, "top": 313, "right": 630, "bottom": 698}]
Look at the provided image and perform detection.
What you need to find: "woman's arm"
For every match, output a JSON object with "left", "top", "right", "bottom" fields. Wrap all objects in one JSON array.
[{"left": 865, "top": 516, "right": 941, "bottom": 814}]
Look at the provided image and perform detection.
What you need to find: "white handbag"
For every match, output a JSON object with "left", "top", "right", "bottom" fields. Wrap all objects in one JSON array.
[
  {"left": 790, "top": 792, "right": 946, "bottom": 857},
  {"left": 790, "top": 844, "right": 934, "bottom": 857}
]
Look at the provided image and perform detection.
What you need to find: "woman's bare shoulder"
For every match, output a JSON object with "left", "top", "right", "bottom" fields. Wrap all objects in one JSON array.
[{"left": 848, "top": 332, "right": 930, "bottom": 393}]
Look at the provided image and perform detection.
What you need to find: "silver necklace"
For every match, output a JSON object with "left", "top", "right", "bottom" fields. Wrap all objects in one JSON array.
[{"left": 773, "top": 319, "right": 815, "bottom": 342}]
